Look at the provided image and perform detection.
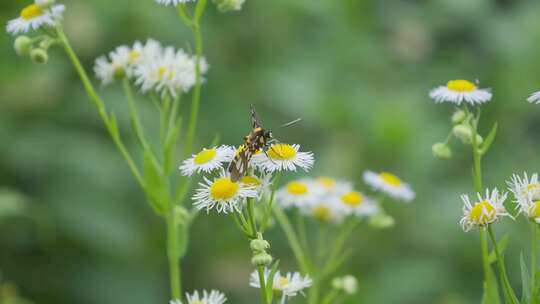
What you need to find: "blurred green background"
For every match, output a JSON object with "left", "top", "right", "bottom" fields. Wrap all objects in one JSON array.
[{"left": 2, "top": 0, "right": 540, "bottom": 303}]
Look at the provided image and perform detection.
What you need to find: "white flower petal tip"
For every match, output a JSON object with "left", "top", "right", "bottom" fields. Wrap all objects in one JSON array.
[
  {"left": 250, "top": 268, "right": 312, "bottom": 303},
  {"left": 179, "top": 145, "right": 235, "bottom": 176},
  {"left": 429, "top": 79, "right": 492, "bottom": 106},
  {"left": 184, "top": 290, "right": 227, "bottom": 304},
  {"left": 155, "top": 0, "right": 196, "bottom": 6},
  {"left": 507, "top": 172, "right": 540, "bottom": 221},
  {"left": 527, "top": 91, "right": 540, "bottom": 104},
  {"left": 363, "top": 171, "right": 415, "bottom": 202}
]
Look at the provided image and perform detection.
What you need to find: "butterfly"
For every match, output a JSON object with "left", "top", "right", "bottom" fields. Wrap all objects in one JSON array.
[{"left": 228, "top": 105, "right": 274, "bottom": 182}]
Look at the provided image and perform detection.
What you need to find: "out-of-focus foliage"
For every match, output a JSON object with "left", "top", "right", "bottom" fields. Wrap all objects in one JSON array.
[{"left": 2, "top": 0, "right": 540, "bottom": 303}]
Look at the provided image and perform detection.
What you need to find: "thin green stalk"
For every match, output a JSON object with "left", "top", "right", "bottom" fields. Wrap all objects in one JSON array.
[
  {"left": 321, "top": 219, "right": 360, "bottom": 278},
  {"left": 487, "top": 225, "right": 518, "bottom": 303},
  {"left": 182, "top": 2, "right": 205, "bottom": 158},
  {"left": 321, "top": 290, "right": 340, "bottom": 304},
  {"left": 123, "top": 79, "right": 151, "bottom": 150},
  {"left": 257, "top": 265, "right": 269, "bottom": 304},
  {"left": 273, "top": 206, "right": 310, "bottom": 274},
  {"left": 167, "top": 211, "right": 182, "bottom": 299},
  {"left": 55, "top": 26, "right": 145, "bottom": 189},
  {"left": 308, "top": 280, "right": 320, "bottom": 304},
  {"left": 532, "top": 221, "right": 538, "bottom": 304}
]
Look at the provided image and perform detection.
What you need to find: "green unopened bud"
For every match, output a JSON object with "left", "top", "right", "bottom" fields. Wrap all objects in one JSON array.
[
  {"left": 250, "top": 238, "right": 270, "bottom": 252},
  {"left": 452, "top": 124, "right": 483, "bottom": 145},
  {"left": 451, "top": 109, "right": 466, "bottom": 124},
  {"left": 432, "top": 143, "right": 452, "bottom": 160},
  {"left": 14, "top": 36, "right": 32, "bottom": 56},
  {"left": 251, "top": 252, "right": 273, "bottom": 266},
  {"left": 30, "top": 48, "right": 48, "bottom": 64},
  {"left": 212, "top": 0, "right": 246, "bottom": 12},
  {"left": 332, "top": 275, "right": 358, "bottom": 295},
  {"left": 369, "top": 214, "right": 395, "bottom": 229}
]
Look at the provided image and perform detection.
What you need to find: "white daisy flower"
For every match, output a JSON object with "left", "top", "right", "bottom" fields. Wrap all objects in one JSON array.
[
  {"left": 429, "top": 79, "right": 492, "bottom": 105},
  {"left": 334, "top": 190, "right": 380, "bottom": 217},
  {"left": 193, "top": 172, "right": 257, "bottom": 214},
  {"left": 304, "top": 200, "right": 345, "bottom": 224},
  {"left": 255, "top": 143, "right": 314, "bottom": 173},
  {"left": 250, "top": 269, "right": 312, "bottom": 304},
  {"left": 156, "top": 0, "right": 196, "bottom": 6},
  {"left": 6, "top": 1, "right": 65, "bottom": 35},
  {"left": 363, "top": 171, "right": 415, "bottom": 202},
  {"left": 184, "top": 290, "right": 227, "bottom": 304},
  {"left": 276, "top": 179, "right": 320, "bottom": 208},
  {"left": 314, "top": 176, "right": 353, "bottom": 194},
  {"left": 507, "top": 172, "right": 540, "bottom": 222},
  {"left": 180, "top": 145, "right": 235, "bottom": 176},
  {"left": 460, "top": 188, "right": 510, "bottom": 232},
  {"left": 527, "top": 91, "right": 540, "bottom": 104},
  {"left": 238, "top": 173, "right": 272, "bottom": 199}
]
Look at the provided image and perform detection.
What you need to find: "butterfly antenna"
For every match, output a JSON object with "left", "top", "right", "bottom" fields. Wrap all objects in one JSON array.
[{"left": 277, "top": 118, "right": 301, "bottom": 129}]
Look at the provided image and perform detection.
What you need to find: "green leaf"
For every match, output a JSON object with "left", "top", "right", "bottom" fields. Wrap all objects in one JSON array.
[
  {"left": 482, "top": 268, "right": 501, "bottom": 304},
  {"left": 480, "top": 122, "right": 498, "bottom": 155},
  {"left": 194, "top": 0, "right": 207, "bottom": 24},
  {"left": 143, "top": 149, "right": 169, "bottom": 215},
  {"left": 521, "top": 252, "right": 531, "bottom": 303},
  {"left": 488, "top": 233, "right": 510, "bottom": 264},
  {"left": 265, "top": 260, "right": 280, "bottom": 302}
]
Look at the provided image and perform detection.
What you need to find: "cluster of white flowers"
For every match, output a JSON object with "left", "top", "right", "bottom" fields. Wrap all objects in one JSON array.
[
  {"left": 275, "top": 171, "right": 414, "bottom": 224},
  {"left": 6, "top": 0, "right": 65, "bottom": 35},
  {"left": 180, "top": 143, "right": 314, "bottom": 214},
  {"left": 249, "top": 268, "right": 312, "bottom": 304},
  {"left": 170, "top": 289, "right": 226, "bottom": 304},
  {"left": 94, "top": 39, "right": 208, "bottom": 97},
  {"left": 508, "top": 172, "right": 540, "bottom": 223}
]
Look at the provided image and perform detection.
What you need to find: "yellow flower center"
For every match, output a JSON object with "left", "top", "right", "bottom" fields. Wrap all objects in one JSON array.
[
  {"left": 210, "top": 178, "right": 239, "bottom": 201},
  {"left": 447, "top": 79, "right": 476, "bottom": 92},
  {"left": 469, "top": 201, "right": 496, "bottom": 225},
  {"left": 317, "top": 177, "right": 336, "bottom": 188},
  {"left": 129, "top": 50, "right": 141, "bottom": 63},
  {"left": 240, "top": 176, "right": 261, "bottom": 186},
  {"left": 21, "top": 4, "right": 44, "bottom": 20},
  {"left": 278, "top": 276, "right": 289, "bottom": 287},
  {"left": 379, "top": 172, "right": 401, "bottom": 187},
  {"left": 312, "top": 206, "right": 331, "bottom": 220},
  {"left": 268, "top": 144, "right": 297, "bottom": 160},
  {"left": 194, "top": 149, "right": 217, "bottom": 165},
  {"left": 341, "top": 191, "right": 363, "bottom": 207},
  {"left": 286, "top": 181, "right": 308, "bottom": 195},
  {"left": 531, "top": 201, "right": 540, "bottom": 218}
]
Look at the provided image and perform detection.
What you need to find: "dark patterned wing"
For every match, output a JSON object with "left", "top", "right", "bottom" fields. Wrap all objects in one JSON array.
[
  {"left": 250, "top": 104, "right": 263, "bottom": 129},
  {"left": 228, "top": 146, "right": 252, "bottom": 182}
]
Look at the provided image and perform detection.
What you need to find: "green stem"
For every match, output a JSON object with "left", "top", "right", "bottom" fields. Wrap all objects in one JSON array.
[
  {"left": 183, "top": 5, "right": 205, "bottom": 158},
  {"left": 273, "top": 206, "right": 310, "bottom": 274},
  {"left": 257, "top": 265, "right": 269, "bottom": 304},
  {"left": 532, "top": 221, "right": 538, "bottom": 304},
  {"left": 480, "top": 228, "right": 491, "bottom": 294},
  {"left": 166, "top": 211, "right": 182, "bottom": 299},
  {"left": 122, "top": 79, "right": 151, "bottom": 150},
  {"left": 321, "top": 290, "right": 340, "bottom": 304},
  {"left": 488, "top": 225, "right": 518, "bottom": 303},
  {"left": 56, "top": 26, "right": 145, "bottom": 189}
]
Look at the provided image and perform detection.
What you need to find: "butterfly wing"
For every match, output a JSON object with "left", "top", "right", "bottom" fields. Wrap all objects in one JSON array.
[{"left": 228, "top": 146, "right": 252, "bottom": 182}]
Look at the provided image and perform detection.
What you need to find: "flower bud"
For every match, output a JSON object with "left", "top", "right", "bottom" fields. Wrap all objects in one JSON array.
[
  {"left": 451, "top": 109, "right": 466, "bottom": 124},
  {"left": 368, "top": 214, "right": 395, "bottom": 229},
  {"left": 250, "top": 238, "right": 270, "bottom": 252},
  {"left": 113, "top": 67, "right": 125, "bottom": 81},
  {"left": 30, "top": 48, "right": 48, "bottom": 64},
  {"left": 432, "top": 143, "right": 452, "bottom": 160},
  {"left": 452, "top": 124, "right": 483, "bottom": 145},
  {"left": 251, "top": 252, "right": 273, "bottom": 266},
  {"left": 14, "top": 36, "right": 32, "bottom": 57},
  {"left": 333, "top": 275, "right": 358, "bottom": 295},
  {"left": 212, "top": 0, "right": 246, "bottom": 12}
]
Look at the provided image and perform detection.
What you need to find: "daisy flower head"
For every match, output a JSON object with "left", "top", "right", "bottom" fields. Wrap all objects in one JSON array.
[
  {"left": 276, "top": 179, "right": 321, "bottom": 209},
  {"left": 363, "top": 171, "right": 415, "bottom": 202},
  {"left": 255, "top": 143, "right": 314, "bottom": 173},
  {"left": 156, "top": 0, "right": 196, "bottom": 6},
  {"left": 239, "top": 173, "right": 272, "bottom": 199},
  {"left": 314, "top": 176, "right": 353, "bottom": 194},
  {"left": 429, "top": 79, "right": 492, "bottom": 105},
  {"left": 184, "top": 290, "right": 226, "bottom": 304},
  {"left": 460, "top": 188, "right": 510, "bottom": 232},
  {"left": 6, "top": 0, "right": 65, "bottom": 35},
  {"left": 192, "top": 171, "right": 257, "bottom": 214},
  {"left": 180, "top": 145, "right": 235, "bottom": 176},
  {"left": 527, "top": 91, "right": 540, "bottom": 104},
  {"left": 250, "top": 268, "right": 312, "bottom": 303},
  {"left": 334, "top": 190, "right": 380, "bottom": 217},
  {"left": 304, "top": 200, "right": 345, "bottom": 224},
  {"left": 507, "top": 172, "right": 540, "bottom": 222}
]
